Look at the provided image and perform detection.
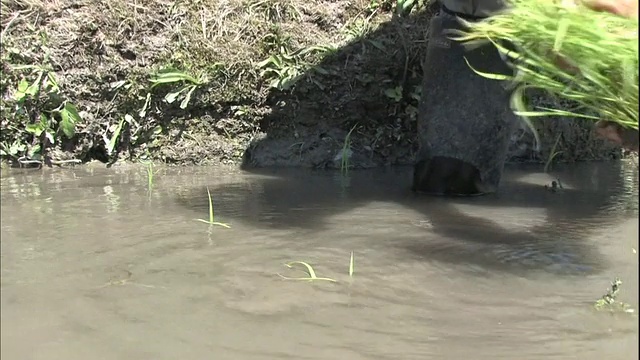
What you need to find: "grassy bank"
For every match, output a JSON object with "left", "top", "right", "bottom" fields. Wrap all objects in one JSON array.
[{"left": 0, "top": 0, "right": 622, "bottom": 168}]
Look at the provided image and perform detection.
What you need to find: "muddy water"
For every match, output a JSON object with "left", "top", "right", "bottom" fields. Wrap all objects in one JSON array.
[{"left": 1, "top": 161, "right": 638, "bottom": 360}]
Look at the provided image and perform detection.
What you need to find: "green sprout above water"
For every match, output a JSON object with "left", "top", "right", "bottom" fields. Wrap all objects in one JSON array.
[
  {"left": 195, "top": 187, "right": 231, "bottom": 228},
  {"left": 143, "top": 161, "right": 160, "bottom": 192},
  {"left": 594, "top": 278, "right": 635, "bottom": 314},
  {"left": 278, "top": 261, "right": 338, "bottom": 282},
  {"left": 278, "top": 252, "right": 355, "bottom": 283},
  {"left": 349, "top": 251, "right": 354, "bottom": 278},
  {"left": 149, "top": 67, "right": 207, "bottom": 110}
]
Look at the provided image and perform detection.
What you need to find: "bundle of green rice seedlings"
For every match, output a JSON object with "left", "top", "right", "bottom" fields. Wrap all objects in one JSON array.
[{"left": 450, "top": 0, "right": 638, "bottom": 147}]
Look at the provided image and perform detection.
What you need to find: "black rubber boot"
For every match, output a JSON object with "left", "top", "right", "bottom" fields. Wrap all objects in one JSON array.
[{"left": 412, "top": 10, "right": 518, "bottom": 196}]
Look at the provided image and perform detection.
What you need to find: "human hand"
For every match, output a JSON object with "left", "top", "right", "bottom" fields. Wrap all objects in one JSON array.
[
  {"left": 585, "top": 0, "right": 639, "bottom": 152},
  {"left": 594, "top": 120, "right": 639, "bottom": 152},
  {"left": 584, "top": 0, "right": 638, "bottom": 19}
]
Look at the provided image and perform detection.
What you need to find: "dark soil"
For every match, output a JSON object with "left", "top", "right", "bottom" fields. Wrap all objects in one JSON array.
[{"left": 0, "top": 0, "right": 624, "bottom": 169}]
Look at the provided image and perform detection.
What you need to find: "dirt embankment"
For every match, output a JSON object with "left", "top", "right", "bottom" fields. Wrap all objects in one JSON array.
[{"left": 0, "top": 0, "right": 623, "bottom": 169}]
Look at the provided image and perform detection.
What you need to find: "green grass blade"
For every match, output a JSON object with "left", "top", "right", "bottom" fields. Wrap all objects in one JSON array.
[{"left": 349, "top": 251, "right": 354, "bottom": 278}]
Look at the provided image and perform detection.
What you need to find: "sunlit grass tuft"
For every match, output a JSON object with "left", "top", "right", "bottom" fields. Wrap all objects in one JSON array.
[{"left": 143, "top": 161, "right": 161, "bottom": 192}]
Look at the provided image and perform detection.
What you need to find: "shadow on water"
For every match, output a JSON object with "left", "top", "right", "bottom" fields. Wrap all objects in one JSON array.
[{"left": 177, "top": 161, "right": 639, "bottom": 277}]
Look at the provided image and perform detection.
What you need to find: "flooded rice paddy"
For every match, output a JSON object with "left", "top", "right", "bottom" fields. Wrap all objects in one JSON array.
[{"left": 1, "top": 161, "right": 638, "bottom": 360}]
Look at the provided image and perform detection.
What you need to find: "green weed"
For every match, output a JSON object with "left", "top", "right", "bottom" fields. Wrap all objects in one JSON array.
[
  {"left": 257, "top": 30, "right": 336, "bottom": 91},
  {"left": 349, "top": 251, "right": 355, "bottom": 278},
  {"left": 594, "top": 278, "right": 634, "bottom": 313},
  {"left": 195, "top": 187, "right": 231, "bottom": 228},
  {"left": 384, "top": 86, "right": 403, "bottom": 102},
  {"left": 367, "top": 0, "right": 426, "bottom": 15},
  {"left": 344, "top": 16, "right": 375, "bottom": 41},
  {"left": 2, "top": 65, "right": 82, "bottom": 163},
  {"left": 148, "top": 67, "right": 208, "bottom": 110},
  {"left": 104, "top": 114, "right": 129, "bottom": 158},
  {"left": 278, "top": 261, "right": 338, "bottom": 282},
  {"left": 143, "top": 161, "right": 161, "bottom": 192},
  {"left": 367, "top": 0, "right": 393, "bottom": 12},
  {"left": 342, "top": 15, "right": 387, "bottom": 53},
  {"left": 248, "top": 0, "right": 303, "bottom": 21}
]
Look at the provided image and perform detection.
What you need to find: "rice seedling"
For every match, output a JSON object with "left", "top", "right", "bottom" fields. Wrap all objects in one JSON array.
[
  {"left": 195, "top": 187, "right": 231, "bottom": 228},
  {"left": 277, "top": 261, "right": 338, "bottom": 282},
  {"left": 594, "top": 277, "right": 634, "bottom": 313},
  {"left": 451, "top": 0, "right": 638, "bottom": 146},
  {"left": 143, "top": 161, "right": 160, "bottom": 191}
]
